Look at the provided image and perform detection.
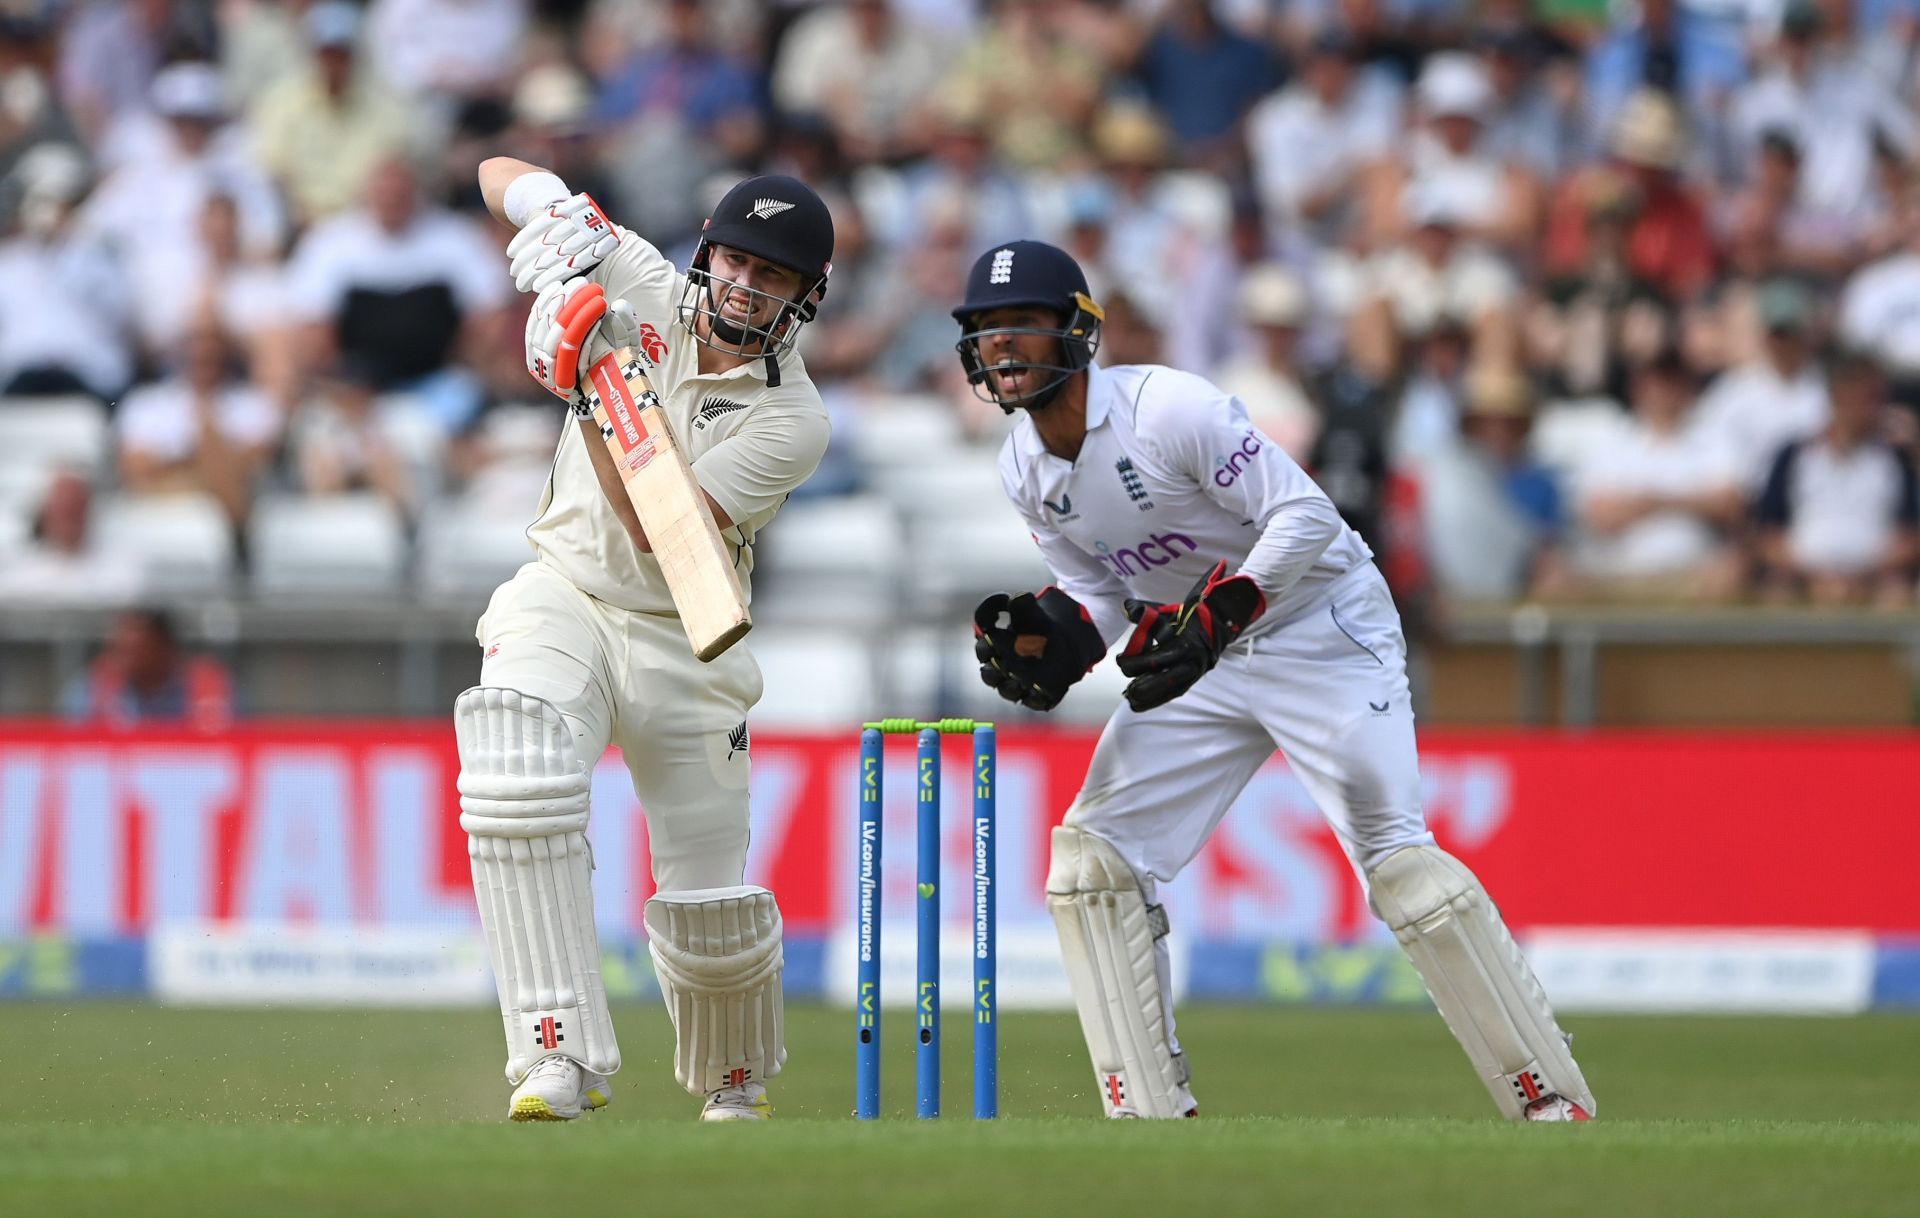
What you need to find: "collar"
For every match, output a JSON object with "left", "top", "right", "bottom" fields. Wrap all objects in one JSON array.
[{"left": 1084, "top": 362, "right": 1111, "bottom": 431}]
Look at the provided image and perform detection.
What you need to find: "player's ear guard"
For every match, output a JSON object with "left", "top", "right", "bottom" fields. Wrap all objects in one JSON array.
[
  {"left": 1116, "top": 561, "right": 1265, "bottom": 712},
  {"left": 972, "top": 587, "right": 1105, "bottom": 712}
]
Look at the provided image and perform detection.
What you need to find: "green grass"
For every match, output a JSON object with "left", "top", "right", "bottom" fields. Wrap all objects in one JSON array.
[{"left": 2, "top": 1004, "right": 1916, "bottom": 1216}]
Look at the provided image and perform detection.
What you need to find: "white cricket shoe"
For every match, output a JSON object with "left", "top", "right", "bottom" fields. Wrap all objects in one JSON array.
[
  {"left": 508, "top": 1055, "right": 612, "bottom": 1122},
  {"left": 700, "top": 1081, "right": 772, "bottom": 1122},
  {"left": 1523, "top": 1094, "right": 1593, "bottom": 1122}
]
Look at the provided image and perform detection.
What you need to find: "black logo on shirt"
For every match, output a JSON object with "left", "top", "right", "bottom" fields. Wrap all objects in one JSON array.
[
  {"left": 727, "top": 721, "right": 750, "bottom": 758},
  {"left": 1043, "top": 494, "right": 1072, "bottom": 515},
  {"left": 694, "top": 397, "right": 750, "bottom": 430},
  {"left": 1115, "top": 458, "right": 1153, "bottom": 510}
]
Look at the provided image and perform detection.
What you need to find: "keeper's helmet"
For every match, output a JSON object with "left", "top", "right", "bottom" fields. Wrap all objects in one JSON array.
[
  {"left": 952, "top": 240, "right": 1104, "bottom": 413},
  {"left": 680, "top": 174, "right": 834, "bottom": 363}
]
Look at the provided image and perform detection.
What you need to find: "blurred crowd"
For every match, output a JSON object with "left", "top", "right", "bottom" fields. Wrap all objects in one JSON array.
[{"left": 3, "top": 0, "right": 1919, "bottom": 619}]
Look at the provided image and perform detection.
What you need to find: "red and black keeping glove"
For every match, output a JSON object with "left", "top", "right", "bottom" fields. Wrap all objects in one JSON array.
[
  {"left": 1115, "top": 561, "right": 1266, "bottom": 712},
  {"left": 972, "top": 587, "right": 1106, "bottom": 712}
]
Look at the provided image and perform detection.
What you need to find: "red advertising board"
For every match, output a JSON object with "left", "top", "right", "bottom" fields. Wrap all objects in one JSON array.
[{"left": 2, "top": 724, "right": 1917, "bottom": 939}]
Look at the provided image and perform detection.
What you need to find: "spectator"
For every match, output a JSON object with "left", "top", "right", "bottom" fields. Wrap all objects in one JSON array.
[
  {"left": 1212, "top": 263, "right": 1319, "bottom": 462},
  {"left": 593, "top": 0, "right": 764, "bottom": 244},
  {"left": 55, "top": 0, "right": 211, "bottom": 143},
  {"left": 1419, "top": 365, "right": 1571, "bottom": 602},
  {"left": 1543, "top": 89, "right": 1717, "bottom": 305},
  {"left": 944, "top": 0, "right": 1106, "bottom": 170},
  {"left": 1129, "top": 0, "right": 1279, "bottom": 165},
  {"left": 1245, "top": 30, "right": 1402, "bottom": 252},
  {"left": 1584, "top": 0, "right": 1747, "bottom": 144},
  {"left": 1369, "top": 51, "right": 1541, "bottom": 254},
  {"left": 0, "top": 468, "right": 146, "bottom": 605},
  {"left": 62, "top": 607, "right": 235, "bottom": 732},
  {"left": 366, "top": 0, "right": 529, "bottom": 102},
  {"left": 1478, "top": 27, "right": 1587, "bottom": 181},
  {"left": 190, "top": 192, "right": 298, "bottom": 403},
  {"left": 250, "top": 1, "right": 417, "bottom": 225},
  {"left": 1729, "top": 2, "right": 1911, "bottom": 237},
  {"left": 1838, "top": 185, "right": 1920, "bottom": 404},
  {"left": 1755, "top": 349, "right": 1918, "bottom": 604},
  {"left": 858, "top": 85, "right": 1030, "bottom": 256},
  {"left": 78, "top": 62, "right": 286, "bottom": 356},
  {"left": 116, "top": 320, "right": 279, "bottom": 527},
  {"left": 0, "top": 142, "right": 131, "bottom": 399},
  {"left": 1343, "top": 187, "right": 1518, "bottom": 374},
  {"left": 286, "top": 155, "right": 508, "bottom": 435},
  {"left": 1571, "top": 349, "right": 1745, "bottom": 599},
  {"left": 771, "top": 0, "right": 946, "bottom": 164},
  {"left": 288, "top": 363, "right": 421, "bottom": 519},
  {"left": 1691, "top": 278, "right": 1830, "bottom": 490},
  {"left": 0, "top": 12, "right": 82, "bottom": 182}
]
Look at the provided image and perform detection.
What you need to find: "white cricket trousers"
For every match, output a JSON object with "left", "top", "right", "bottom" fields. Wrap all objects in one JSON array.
[
  {"left": 475, "top": 560, "right": 762, "bottom": 890},
  {"left": 1070, "top": 560, "right": 1435, "bottom": 910}
]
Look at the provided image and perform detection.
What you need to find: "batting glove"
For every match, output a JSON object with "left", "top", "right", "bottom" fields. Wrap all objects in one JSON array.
[
  {"left": 525, "top": 278, "right": 608, "bottom": 403},
  {"left": 507, "top": 192, "right": 620, "bottom": 294}
]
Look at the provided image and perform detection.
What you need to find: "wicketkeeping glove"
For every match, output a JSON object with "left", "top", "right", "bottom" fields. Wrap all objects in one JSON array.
[
  {"left": 1115, "top": 561, "right": 1266, "bottom": 713},
  {"left": 973, "top": 587, "right": 1107, "bottom": 712},
  {"left": 507, "top": 192, "right": 620, "bottom": 293}
]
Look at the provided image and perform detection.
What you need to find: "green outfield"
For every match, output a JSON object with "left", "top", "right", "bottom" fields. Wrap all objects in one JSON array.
[{"left": 2, "top": 1004, "right": 1914, "bottom": 1217}]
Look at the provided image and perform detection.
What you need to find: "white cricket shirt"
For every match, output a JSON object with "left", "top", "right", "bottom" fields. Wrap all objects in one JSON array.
[
  {"left": 998, "top": 362, "right": 1374, "bottom": 646},
  {"left": 525, "top": 228, "right": 831, "bottom": 615}
]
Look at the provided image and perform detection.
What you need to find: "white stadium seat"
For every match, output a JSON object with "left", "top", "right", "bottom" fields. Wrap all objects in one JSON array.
[
  {"left": 747, "top": 628, "right": 876, "bottom": 728},
  {"left": 94, "top": 492, "right": 235, "bottom": 594},
  {"left": 0, "top": 395, "right": 111, "bottom": 473},
  {"left": 903, "top": 510, "right": 1051, "bottom": 617},
  {"left": 417, "top": 503, "right": 533, "bottom": 596},
  {"left": 846, "top": 395, "right": 962, "bottom": 470},
  {"left": 249, "top": 493, "right": 407, "bottom": 596},
  {"left": 752, "top": 495, "right": 902, "bottom": 626}
]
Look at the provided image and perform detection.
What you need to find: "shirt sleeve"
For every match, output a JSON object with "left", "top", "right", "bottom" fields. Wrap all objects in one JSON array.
[
  {"left": 588, "top": 224, "right": 681, "bottom": 312},
  {"left": 690, "top": 393, "right": 832, "bottom": 529},
  {"left": 1754, "top": 442, "right": 1797, "bottom": 527},
  {"left": 1141, "top": 371, "right": 1346, "bottom": 600},
  {"left": 999, "top": 442, "right": 1131, "bottom": 647}
]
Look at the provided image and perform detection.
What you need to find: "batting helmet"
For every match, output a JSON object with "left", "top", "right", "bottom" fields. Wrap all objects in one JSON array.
[
  {"left": 952, "top": 240, "right": 1104, "bottom": 413},
  {"left": 680, "top": 174, "right": 835, "bottom": 368}
]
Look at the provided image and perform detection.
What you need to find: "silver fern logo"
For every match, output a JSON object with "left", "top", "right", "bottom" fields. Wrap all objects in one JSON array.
[
  {"left": 694, "top": 396, "right": 750, "bottom": 430},
  {"left": 727, "top": 721, "right": 750, "bottom": 758},
  {"left": 749, "top": 198, "right": 795, "bottom": 220}
]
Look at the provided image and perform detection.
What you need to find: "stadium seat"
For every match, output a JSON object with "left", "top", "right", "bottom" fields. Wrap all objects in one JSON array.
[
  {"left": 902, "top": 510, "right": 1050, "bottom": 617},
  {"left": 94, "top": 492, "right": 235, "bottom": 594},
  {"left": 376, "top": 394, "right": 449, "bottom": 504},
  {"left": 747, "top": 628, "right": 876, "bottom": 727},
  {"left": 752, "top": 495, "right": 903, "bottom": 626},
  {"left": 847, "top": 395, "right": 963, "bottom": 474},
  {"left": 417, "top": 503, "right": 533, "bottom": 596},
  {"left": 249, "top": 493, "right": 407, "bottom": 596},
  {"left": 0, "top": 395, "right": 110, "bottom": 474}
]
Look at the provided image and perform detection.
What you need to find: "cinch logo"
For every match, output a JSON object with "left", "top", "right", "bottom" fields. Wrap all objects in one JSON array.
[
  {"left": 1093, "top": 530, "right": 1198, "bottom": 578},
  {"left": 1213, "top": 430, "right": 1264, "bottom": 488}
]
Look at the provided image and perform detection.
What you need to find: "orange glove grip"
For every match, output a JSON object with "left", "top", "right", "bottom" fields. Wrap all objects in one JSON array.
[{"left": 552, "top": 282, "right": 606, "bottom": 391}]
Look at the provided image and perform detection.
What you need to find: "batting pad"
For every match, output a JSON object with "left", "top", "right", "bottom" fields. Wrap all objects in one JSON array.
[
  {"left": 1047, "top": 827, "right": 1195, "bottom": 1118},
  {"left": 645, "top": 885, "right": 787, "bottom": 1096},
  {"left": 1368, "top": 845, "right": 1595, "bottom": 1120},
  {"left": 456, "top": 687, "right": 619, "bottom": 1082}
]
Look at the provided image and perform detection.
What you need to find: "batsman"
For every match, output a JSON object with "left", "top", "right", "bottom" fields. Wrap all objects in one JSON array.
[
  {"left": 958, "top": 241, "right": 1594, "bottom": 1122},
  {"left": 460, "top": 158, "right": 834, "bottom": 1121}
]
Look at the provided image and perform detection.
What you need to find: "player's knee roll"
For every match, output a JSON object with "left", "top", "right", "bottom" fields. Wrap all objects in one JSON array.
[
  {"left": 455, "top": 687, "right": 590, "bottom": 836},
  {"left": 1365, "top": 842, "right": 1482, "bottom": 931}
]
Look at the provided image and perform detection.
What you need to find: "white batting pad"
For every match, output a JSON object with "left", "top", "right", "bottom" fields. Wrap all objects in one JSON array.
[
  {"left": 1046, "top": 826, "right": 1196, "bottom": 1118},
  {"left": 645, "top": 885, "right": 786, "bottom": 1096},
  {"left": 456, "top": 687, "right": 619, "bottom": 1082},
  {"left": 1368, "top": 845, "right": 1595, "bottom": 1120}
]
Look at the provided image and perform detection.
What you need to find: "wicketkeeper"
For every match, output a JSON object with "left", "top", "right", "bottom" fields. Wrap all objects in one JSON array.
[{"left": 958, "top": 241, "right": 1595, "bottom": 1121}]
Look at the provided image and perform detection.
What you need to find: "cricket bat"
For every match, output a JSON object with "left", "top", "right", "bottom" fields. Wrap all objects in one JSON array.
[{"left": 583, "top": 349, "right": 751, "bottom": 661}]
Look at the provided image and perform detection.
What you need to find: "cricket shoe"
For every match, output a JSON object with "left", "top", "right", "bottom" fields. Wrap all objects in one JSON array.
[
  {"left": 1523, "top": 1094, "right": 1592, "bottom": 1122},
  {"left": 509, "top": 1055, "right": 612, "bottom": 1122},
  {"left": 700, "top": 1081, "right": 772, "bottom": 1122}
]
